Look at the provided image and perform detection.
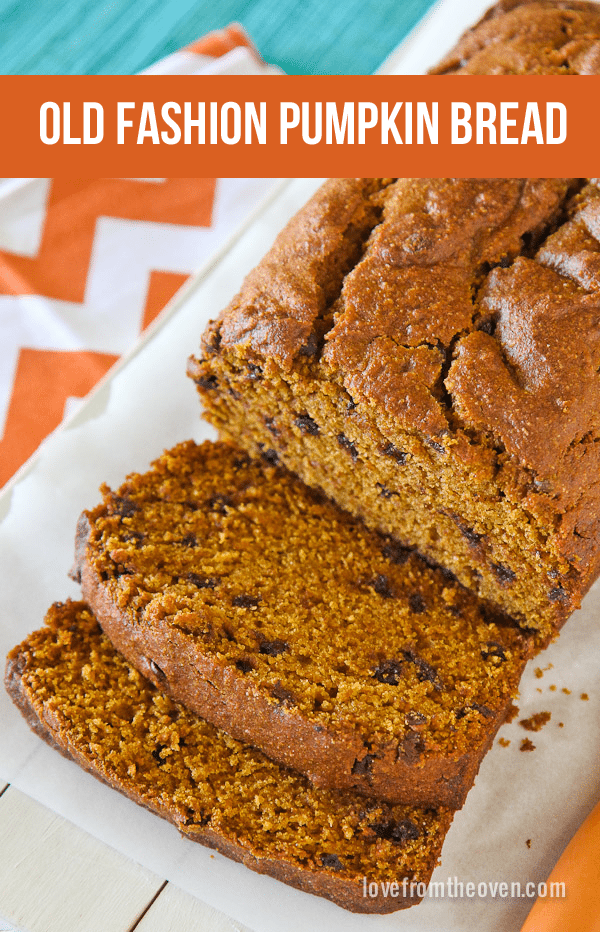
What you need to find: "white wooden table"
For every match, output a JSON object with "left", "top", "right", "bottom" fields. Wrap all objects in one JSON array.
[{"left": 0, "top": 783, "right": 253, "bottom": 932}]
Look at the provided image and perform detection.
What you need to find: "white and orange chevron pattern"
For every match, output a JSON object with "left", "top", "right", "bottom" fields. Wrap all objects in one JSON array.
[{"left": 0, "top": 26, "right": 280, "bottom": 488}]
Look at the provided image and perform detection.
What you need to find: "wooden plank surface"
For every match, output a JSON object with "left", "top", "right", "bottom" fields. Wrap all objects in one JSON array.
[
  {"left": 134, "top": 882, "right": 254, "bottom": 932},
  {"left": 0, "top": 786, "right": 163, "bottom": 932},
  {"left": 0, "top": 785, "right": 258, "bottom": 932}
]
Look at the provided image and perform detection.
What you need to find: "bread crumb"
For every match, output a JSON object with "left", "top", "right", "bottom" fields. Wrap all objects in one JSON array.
[
  {"left": 498, "top": 737, "right": 511, "bottom": 747},
  {"left": 520, "top": 738, "right": 536, "bottom": 752},
  {"left": 534, "top": 668, "right": 543, "bottom": 679},
  {"left": 526, "top": 839, "right": 532, "bottom": 849},
  {"left": 562, "top": 687, "right": 571, "bottom": 695},
  {"left": 581, "top": 693, "right": 589, "bottom": 701},
  {"left": 505, "top": 703, "right": 519, "bottom": 724},
  {"left": 549, "top": 685, "right": 557, "bottom": 691},
  {"left": 519, "top": 711, "right": 551, "bottom": 732},
  {"left": 558, "top": 722, "right": 564, "bottom": 727},
  {"left": 536, "top": 688, "right": 542, "bottom": 693}
]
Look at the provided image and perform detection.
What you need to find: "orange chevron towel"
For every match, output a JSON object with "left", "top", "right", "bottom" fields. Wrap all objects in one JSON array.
[{"left": 0, "top": 27, "right": 279, "bottom": 488}]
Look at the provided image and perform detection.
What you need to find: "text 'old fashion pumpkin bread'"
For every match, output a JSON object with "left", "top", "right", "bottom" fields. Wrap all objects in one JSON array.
[
  {"left": 189, "top": 175, "right": 600, "bottom": 646},
  {"left": 74, "top": 440, "right": 533, "bottom": 809},
  {"left": 5, "top": 601, "right": 453, "bottom": 914}
]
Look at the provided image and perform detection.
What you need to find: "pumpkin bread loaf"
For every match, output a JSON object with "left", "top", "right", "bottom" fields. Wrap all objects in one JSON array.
[
  {"left": 5, "top": 600, "right": 454, "bottom": 914},
  {"left": 74, "top": 440, "right": 533, "bottom": 809},
  {"left": 189, "top": 176, "right": 600, "bottom": 646},
  {"left": 189, "top": 0, "right": 600, "bottom": 645},
  {"left": 431, "top": 0, "right": 600, "bottom": 75}
]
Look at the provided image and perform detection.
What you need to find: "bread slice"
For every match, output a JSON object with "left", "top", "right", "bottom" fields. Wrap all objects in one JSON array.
[
  {"left": 5, "top": 600, "right": 454, "bottom": 914},
  {"left": 74, "top": 439, "right": 533, "bottom": 809}
]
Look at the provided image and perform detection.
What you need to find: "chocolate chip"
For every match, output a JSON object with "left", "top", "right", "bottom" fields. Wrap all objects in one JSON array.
[
  {"left": 381, "top": 443, "right": 407, "bottom": 465},
  {"left": 264, "top": 416, "right": 280, "bottom": 437},
  {"left": 372, "top": 659, "right": 403, "bottom": 685},
  {"left": 271, "top": 683, "right": 296, "bottom": 705},
  {"left": 232, "top": 594, "right": 261, "bottom": 609},
  {"left": 258, "top": 637, "right": 288, "bottom": 656},
  {"left": 194, "top": 374, "right": 218, "bottom": 391},
  {"left": 402, "top": 649, "right": 442, "bottom": 690},
  {"left": 123, "top": 530, "right": 145, "bottom": 545},
  {"left": 298, "top": 333, "right": 319, "bottom": 357},
  {"left": 477, "top": 318, "right": 495, "bottom": 335},
  {"left": 247, "top": 362, "right": 262, "bottom": 380},
  {"left": 370, "top": 574, "right": 394, "bottom": 598},
  {"left": 236, "top": 658, "right": 254, "bottom": 673},
  {"left": 549, "top": 586, "right": 569, "bottom": 602},
  {"left": 321, "top": 853, "right": 344, "bottom": 871},
  {"left": 448, "top": 514, "right": 484, "bottom": 547},
  {"left": 397, "top": 730, "right": 425, "bottom": 762},
  {"left": 204, "top": 328, "right": 222, "bottom": 355},
  {"left": 149, "top": 659, "right": 167, "bottom": 683},
  {"left": 481, "top": 641, "right": 507, "bottom": 662},
  {"left": 180, "top": 533, "right": 197, "bottom": 547},
  {"left": 381, "top": 540, "right": 411, "bottom": 565},
  {"left": 111, "top": 496, "right": 137, "bottom": 518},
  {"left": 370, "top": 819, "right": 420, "bottom": 846},
  {"left": 426, "top": 439, "right": 445, "bottom": 454},
  {"left": 376, "top": 483, "right": 400, "bottom": 499},
  {"left": 294, "top": 413, "right": 320, "bottom": 436},
  {"left": 352, "top": 754, "right": 375, "bottom": 775},
  {"left": 259, "top": 446, "right": 279, "bottom": 466},
  {"left": 152, "top": 744, "right": 167, "bottom": 766},
  {"left": 206, "top": 494, "right": 233, "bottom": 515},
  {"left": 456, "top": 703, "right": 493, "bottom": 720},
  {"left": 491, "top": 562, "right": 516, "bottom": 585},
  {"left": 184, "top": 809, "right": 210, "bottom": 827},
  {"left": 533, "top": 477, "right": 552, "bottom": 493},
  {"left": 408, "top": 593, "right": 426, "bottom": 614},
  {"left": 187, "top": 573, "right": 220, "bottom": 590},
  {"left": 337, "top": 433, "right": 359, "bottom": 462},
  {"left": 232, "top": 454, "right": 250, "bottom": 471},
  {"left": 405, "top": 710, "right": 427, "bottom": 729},
  {"left": 418, "top": 552, "right": 457, "bottom": 582},
  {"left": 114, "top": 565, "right": 134, "bottom": 577}
]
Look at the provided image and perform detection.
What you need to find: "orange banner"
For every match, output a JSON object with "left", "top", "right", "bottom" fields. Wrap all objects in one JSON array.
[{"left": 3, "top": 74, "right": 600, "bottom": 176}]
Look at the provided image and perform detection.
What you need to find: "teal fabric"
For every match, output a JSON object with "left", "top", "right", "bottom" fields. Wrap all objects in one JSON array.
[{"left": 0, "top": 0, "right": 435, "bottom": 75}]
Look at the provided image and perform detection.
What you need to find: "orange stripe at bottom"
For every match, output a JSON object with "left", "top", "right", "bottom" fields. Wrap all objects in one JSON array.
[{"left": 520, "top": 801, "right": 600, "bottom": 932}]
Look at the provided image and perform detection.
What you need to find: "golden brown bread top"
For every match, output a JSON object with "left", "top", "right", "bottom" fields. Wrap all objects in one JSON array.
[
  {"left": 431, "top": 0, "right": 600, "bottom": 74},
  {"left": 204, "top": 178, "right": 600, "bottom": 498},
  {"left": 322, "top": 178, "right": 571, "bottom": 441},
  {"left": 216, "top": 178, "right": 388, "bottom": 363}
]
